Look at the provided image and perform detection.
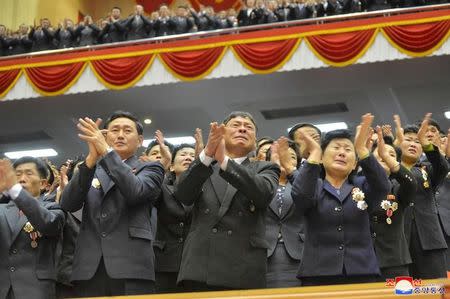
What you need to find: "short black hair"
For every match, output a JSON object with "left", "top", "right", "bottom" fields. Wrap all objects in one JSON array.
[
  {"left": 145, "top": 139, "right": 174, "bottom": 155},
  {"left": 321, "top": 129, "right": 353, "bottom": 152},
  {"left": 171, "top": 143, "right": 195, "bottom": 163},
  {"left": 112, "top": 6, "right": 121, "bottom": 11},
  {"left": 403, "top": 125, "right": 419, "bottom": 135},
  {"left": 256, "top": 139, "right": 274, "bottom": 158},
  {"left": 288, "top": 123, "right": 321, "bottom": 140},
  {"left": 13, "top": 156, "right": 48, "bottom": 179},
  {"left": 104, "top": 111, "right": 143, "bottom": 135},
  {"left": 371, "top": 135, "right": 401, "bottom": 161},
  {"left": 222, "top": 111, "right": 258, "bottom": 133},
  {"left": 266, "top": 140, "right": 301, "bottom": 168}
]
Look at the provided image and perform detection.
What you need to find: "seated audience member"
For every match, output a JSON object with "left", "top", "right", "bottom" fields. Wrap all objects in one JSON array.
[
  {"left": 283, "top": 114, "right": 390, "bottom": 285},
  {"left": 0, "top": 157, "right": 65, "bottom": 299},
  {"left": 265, "top": 140, "right": 305, "bottom": 288}
]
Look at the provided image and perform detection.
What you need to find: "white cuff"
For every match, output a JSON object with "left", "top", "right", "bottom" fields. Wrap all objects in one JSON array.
[
  {"left": 220, "top": 156, "right": 230, "bottom": 171},
  {"left": 199, "top": 150, "right": 214, "bottom": 166},
  {"left": 8, "top": 183, "right": 23, "bottom": 200}
]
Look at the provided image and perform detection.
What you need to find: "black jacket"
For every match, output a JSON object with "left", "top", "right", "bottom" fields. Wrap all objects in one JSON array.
[
  {"left": 55, "top": 28, "right": 76, "bottom": 49},
  {"left": 125, "top": 15, "right": 153, "bottom": 40},
  {"left": 75, "top": 24, "right": 101, "bottom": 46}
]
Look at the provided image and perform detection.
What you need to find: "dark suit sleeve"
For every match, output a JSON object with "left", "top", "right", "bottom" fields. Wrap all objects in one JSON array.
[
  {"left": 291, "top": 162, "right": 320, "bottom": 212},
  {"left": 113, "top": 20, "right": 127, "bottom": 32},
  {"left": 174, "top": 159, "right": 214, "bottom": 205},
  {"left": 219, "top": 160, "right": 280, "bottom": 209},
  {"left": 28, "top": 28, "right": 35, "bottom": 39},
  {"left": 60, "top": 162, "right": 96, "bottom": 212},
  {"left": 89, "top": 24, "right": 101, "bottom": 34},
  {"left": 99, "top": 151, "right": 164, "bottom": 206},
  {"left": 424, "top": 145, "right": 449, "bottom": 189},
  {"left": 13, "top": 189, "right": 65, "bottom": 236},
  {"left": 359, "top": 154, "right": 390, "bottom": 200},
  {"left": 391, "top": 165, "right": 417, "bottom": 205}
]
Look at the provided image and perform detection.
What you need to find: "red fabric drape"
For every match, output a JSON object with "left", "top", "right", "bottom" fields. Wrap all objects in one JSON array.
[
  {"left": 383, "top": 20, "right": 450, "bottom": 53},
  {"left": 91, "top": 55, "right": 154, "bottom": 87},
  {"left": 25, "top": 62, "right": 85, "bottom": 94},
  {"left": 189, "top": 0, "right": 242, "bottom": 12},
  {"left": 307, "top": 29, "right": 376, "bottom": 63},
  {"left": 159, "top": 47, "right": 225, "bottom": 79},
  {"left": 233, "top": 39, "right": 299, "bottom": 71},
  {"left": 136, "top": 0, "right": 174, "bottom": 14},
  {"left": 0, "top": 69, "right": 21, "bottom": 97}
]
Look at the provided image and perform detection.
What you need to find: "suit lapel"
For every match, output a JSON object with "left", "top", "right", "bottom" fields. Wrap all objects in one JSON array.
[
  {"left": 209, "top": 164, "right": 228, "bottom": 203},
  {"left": 340, "top": 181, "right": 354, "bottom": 203},
  {"left": 95, "top": 165, "right": 114, "bottom": 196},
  {"left": 323, "top": 179, "right": 353, "bottom": 202},
  {"left": 268, "top": 193, "right": 280, "bottom": 217},
  {"left": 280, "top": 183, "right": 293, "bottom": 219},
  {"left": 5, "top": 201, "right": 28, "bottom": 245}
]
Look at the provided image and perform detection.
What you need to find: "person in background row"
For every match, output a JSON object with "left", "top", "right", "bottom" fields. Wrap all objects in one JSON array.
[
  {"left": 100, "top": 7, "right": 127, "bottom": 43},
  {"left": 75, "top": 16, "right": 101, "bottom": 47},
  {"left": 369, "top": 128, "right": 416, "bottom": 279},
  {"left": 285, "top": 114, "right": 390, "bottom": 286},
  {"left": 288, "top": 123, "right": 322, "bottom": 162},
  {"left": 154, "top": 143, "right": 196, "bottom": 293},
  {"left": 29, "top": 18, "right": 54, "bottom": 52},
  {"left": 172, "top": 6, "right": 195, "bottom": 35},
  {"left": 125, "top": 5, "right": 153, "bottom": 41},
  {"left": 265, "top": 140, "right": 305, "bottom": 288},
  {"left": 55, "top": 19, "right": 75, "bottom": 49},
  {"left": 154, "top": 5, "right": 173, "bottom": 37},
  {"left": 256, "top": 139, "right": 274, "bottom": 161},
  {"left": 190, "top": 6, "right": 217, "bottom": 32},
  {"left": 395, "top": 114, "right": 449, "bottom": 279},
  {"left": 238, "top": 0, "right": 260, "bottom": 26},
  {"left": 0, "top": 157, "right": 65, "bottom": 299},
  {"left": 215, "top": 10, "right": 235, "bottom": 29}
]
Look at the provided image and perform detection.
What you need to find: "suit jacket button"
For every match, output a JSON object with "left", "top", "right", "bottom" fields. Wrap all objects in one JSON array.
[
  {"left": 372, "top": 232, "right": 377, "bottom": 238},
  {"left": 409, "top": 203, "right": 415, "bottom": 207},
  {"left": 338, "top": 245, "right": 344, "bottom": 250},
  {"left": 335, "top": 207, "right": 342, "bottom": 212},
  {"left": 238, "top": 211, "right": 243, "bottom": 216},
  {"left": 11, "top": 249, "right": 17, "bottom": 254},
  {"left": 101, "top": 213, "right": 107, "bottom": 218},
  {"left": 227, "top": 230, "right": 232, "bottom": 236},
  {"left": 205, "top": 209, "right": 210, "bottom": 214},
  {"left": 179, "top": 222, "right": 184, "bottom": 227},
  {"left": 436, "top": 191, "right": 440, "bottom": 195},
  {"left": 212, "top": 228, "right": 218, "bottom": 233},
  {"left": 337, "top": 226, "right": 343, "bottom": 232},
  {"left": 101, "top": 232, "right": 107, "bottom": 238},
  {"left": 178, "top": 237, "right": 184, "bottom": 243},
  {"left": 10, "top": 267, "right": 15, "bottom": 272}
]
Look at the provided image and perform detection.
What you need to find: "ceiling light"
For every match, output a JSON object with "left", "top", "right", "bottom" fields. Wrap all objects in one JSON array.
[
  {"left": 143, "top": 136, "right": 195, "bottom": 147},
  {"left": 445, "top": 111, "right": 450, "bottom": 119},
  {"left": 5, "top": 148, "right": 58, "bottom": 159},
  {"left": 287, "top": 122, "right": 348, "bottom": 134},
  {"left": 144, "top": 119, "right": 152, "bottom": 125}
]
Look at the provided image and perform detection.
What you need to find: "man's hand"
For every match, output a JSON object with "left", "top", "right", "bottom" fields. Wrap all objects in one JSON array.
[
  {"left": 376, "top": 126, "right": 399, "bottom": 173},
  {"left": 215, "top": 139, "right": 226, "bottom": 165},
  {"left": 0, "top": 159, "right": 17, "bottom": 192},
  {"left": 354, "top": 113, "right": 374, "bottom": 159},
  {"left": 204, "top": 122, "right": 225, "bottom": 158},
  {"left": 445, "top": 129, "right": 450, "bottom": 158},
  {"left": 77, "top": 118, "right": 106, "bottom": 168},
  {"left": 155, "top": 130, "right": 172, "bottom": 170}
]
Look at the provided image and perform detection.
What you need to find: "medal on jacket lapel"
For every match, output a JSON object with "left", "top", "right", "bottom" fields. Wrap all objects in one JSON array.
[
  {"left": 420, "top": 167, "right": 429, "bottom": 189},
  {"left": 380, "top": 195, "right": 398, "bottom": 225},
  {"left": 23, "top": 222, "right": 41, "bottom": 249}
]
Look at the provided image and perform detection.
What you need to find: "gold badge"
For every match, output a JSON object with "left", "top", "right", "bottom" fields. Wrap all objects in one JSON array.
[
  {"left": 386, "top": 217, "right": 392, "bottom": 225},
  {"left": 92, "top": 178, "right": 101, "bottom": 189},
  {"left": 23, "top": 222, "right": 34, "bottom": 233}
]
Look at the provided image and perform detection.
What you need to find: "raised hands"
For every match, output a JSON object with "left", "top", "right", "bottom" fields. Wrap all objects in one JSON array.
[
  {"left": 77, "top": 117, "right": 108, "bottom": 168},
  {"left": 0, "top": 159, "right": 17, "bottom": 192},
  {"left": 354, "top": 113, "right": 375, "bottom": 159},
  {"left": 194, "top": 128, "right": 204, "bottom": 158},
  {"left": 155, "top": 130, "right": 172, "bottom": 170},
  {"left": 393, "top": 114, "right": 404, "bottom": 147},
  {"left": 417, "top": 113, "right": 433, "bottom": 148},
  {"left": 376, "top": 126, "right": 400, "bottom": 174},
  {"left": 204, "top": 122, "right": 225, "bottom": 159}
]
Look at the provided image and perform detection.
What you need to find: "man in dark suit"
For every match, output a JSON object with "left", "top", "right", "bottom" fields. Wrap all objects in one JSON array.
[
  {"left": 0, "top": 157, "right": 65, "bottom": 299},
  {"left": 60, "top": 111, "right": 165, "bottom": 297},
  {"left": 125, "top": 5, "right": 153, "bottom": 40},
  {"left": 172, "top": 6, "right": 195, "bottom": 35},
  {"left": 29, "top": 18, "right": 55, "bottom": 52},
  {"left": 176, "top": 111, "right": 280, "bottom": 291},
  {"left": 100, "top": 7, "right": 127, "bottom": 43}
]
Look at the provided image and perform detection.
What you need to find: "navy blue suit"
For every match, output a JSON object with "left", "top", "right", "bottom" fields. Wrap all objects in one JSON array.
[{"left": 291, "top": 155, "right": 390, "bottom": 284}]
